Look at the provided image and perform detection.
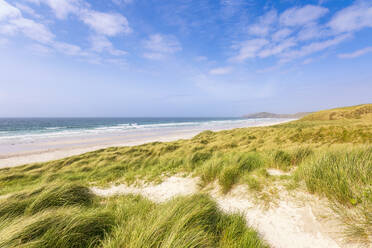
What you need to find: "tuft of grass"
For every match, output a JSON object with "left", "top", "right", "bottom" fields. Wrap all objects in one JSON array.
[
  {"left": 236, "top": 152, "right": 264, "bottom": 172},
  {"left": 273, "top": 150, "right": 292, "bottom": 170},
  {"left": 0, "top": 208, "right": 114, "bottom": 248},
  {"left": 217, "top": 213, "right": 267, "bottom": 248},
  {"left": 101, "top": 194, "right": 267, "bottom": 248},
  {"left": 298, "top": 148, "right": 371, "bottom": 205},
  {"left": 242, "top": 175, "right": 263, "bottom": 192},
  {"left": 291, "top": 147, "right": 313, "bottom": 165},
  {"left": 199, "top": 157, "right": 224, "bottom": 187},
  {"left": 219, "top": 166, "right": 240, "bottom": 193},
  {"left": 296, "top": 147, "right": 372, "bottom": 243},
  {"left": 26, "top": 184, "right": 94, "bottom": 214}
]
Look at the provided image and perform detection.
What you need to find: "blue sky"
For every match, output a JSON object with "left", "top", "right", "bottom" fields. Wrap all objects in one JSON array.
[{"left": 0, "top": 0, "right": 371, "bottom": 117}]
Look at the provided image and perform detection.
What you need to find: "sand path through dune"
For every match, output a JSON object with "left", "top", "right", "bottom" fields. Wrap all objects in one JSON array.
[{"left": 90, "top": 176, "right": 359, "bottom": 248}]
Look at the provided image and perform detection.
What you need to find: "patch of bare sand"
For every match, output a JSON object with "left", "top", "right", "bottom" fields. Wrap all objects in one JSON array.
[
  {"left": 92, "top": 176, "right": 364, "bottom": 248},
  {"left": 91, "top": 176, "right": 199, "bottom": 203},
  {"left": 0, "top": 194, "right": 9, "bottom": 200},
  {"left": 266, "top": 168, "right": 292, "bottom": 176}
]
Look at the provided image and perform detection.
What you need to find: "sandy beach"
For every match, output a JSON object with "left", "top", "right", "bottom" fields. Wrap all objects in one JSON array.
[{"left": 0, "top": 119, "right": 294, "bottom": 169}]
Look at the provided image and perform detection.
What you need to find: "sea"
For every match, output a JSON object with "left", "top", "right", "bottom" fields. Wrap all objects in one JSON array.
[
  {"left": 0, "top": 117, "right": 282, "bottom": 140},
  {"left": 0, "top": 117, "right": 296, "bottom": 160}
]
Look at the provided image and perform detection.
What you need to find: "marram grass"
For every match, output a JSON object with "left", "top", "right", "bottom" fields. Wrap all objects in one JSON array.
[
  {"left": 0, "top": 103, "right": 371, "bottom": 246},
  {"left": 0, "top": 185, "right": 267, "bottom": 248}
]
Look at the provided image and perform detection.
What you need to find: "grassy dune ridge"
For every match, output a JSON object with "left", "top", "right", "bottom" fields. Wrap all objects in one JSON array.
[
  {"left": 0, "top": 104, "right": 371, "bottom": 246},
  {"left": 0, "top": 184, "right": 266, "bottom": 248}
]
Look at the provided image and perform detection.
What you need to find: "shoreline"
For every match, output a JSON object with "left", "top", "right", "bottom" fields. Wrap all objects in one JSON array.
[{"left": 0, "top": 119, "right": 294, "bottom": 169}]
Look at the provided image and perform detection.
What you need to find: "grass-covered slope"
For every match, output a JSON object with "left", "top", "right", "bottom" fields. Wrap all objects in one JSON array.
[
  {"left": 301, "top": 103, "right": 372, "bottom": 121},
  {"left": 0, "top": 104, "right": 371, "bottom": 246}
]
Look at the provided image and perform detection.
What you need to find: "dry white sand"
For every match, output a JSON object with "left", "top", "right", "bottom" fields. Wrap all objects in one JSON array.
[
  {"left": 92, "top": 176, "right": 363, "bottom": 248},
  {"left": 266, "top": 168, "right": 292, "bottom": 176},
  {"left": 91, "top": 176, "right": 199, "bottom": 203},
  {"left": 0, "top": 133, "right": 194, "bottom": 169},
  {"left": 0, "top": 119, "right": 293, "bottom": 169}
]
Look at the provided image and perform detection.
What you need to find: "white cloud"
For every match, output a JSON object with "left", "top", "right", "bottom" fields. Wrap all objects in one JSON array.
[
  {"left": 230, "top": 39, "right": 268, "bottom": 61},
  {"left": 143, "top": 34, "right": 181, "bottom": 53},
  {"left": 142, "top": 34, "right": 181, "bottom": 59},
  {"left": 272, "top": 28, "right": 292, "bottom": 41},
  {"left": 53, "top": 41, "right": 83, "bottom": 55},
  {"left": 258, "top": 38, "right": 296, "bottom": 58},
  {"left": 26, "top": 0, "right": 132, "bottom": 37},
  {"left": 28, "top": 43, "right": 53, "bottom": 54},
  {"left": 143, "top": 52, "right": 165, "bottom": 60},
  {"left": 248, "top": 10, "right": 277, "bottom": 36},
  {"left": 328, "top": 1, "right": 372, "bottom": 33},
  {"left": 0, "top": 23, "right": 18, "bottom": 35},
  {"left": 302, "top": 58, "right": 313, "bottom": 64},
  {"left": 14, "top": 3, "right": 41, "bottom": 18},
  {"left": 105, "top": 58, "right": 127, "bottom": 67},
  {"left": 297, "top": 24, "right": 327, "bottom": 41},
  {"left": 209, "top": 66, "right": 232, "bottom": 75},
  {"left": 280, "top": 34, "right": 350, "bottom": 62},
  {"left": 81, "top": 10, "right": 131, "bottom": 36},
  {"left": 0, "top": 1, "right": 53, "bottom": 43},
  {"left": 229, "top": 3, "right": 368, "bottom": 65},
  {"left": 0, "top": 0, "right": 129, "bottom": 67},
  {"left": 280, "top": 5, "right": 328, "bottom": 26},
  {"left": 32, "top": 0, "right": 80, "bottom": 19},
  {"left": 90, "top": 35, "right": 127, "bottom": 56},
  {"left": 0, "top": 0, "right": 21, "bottom": 20},
  {"left": 9, "top": 17, "right": 54, "bottom": 43},
  {"left": 338, "top": 46, "right": 372, "bottom": 59}
]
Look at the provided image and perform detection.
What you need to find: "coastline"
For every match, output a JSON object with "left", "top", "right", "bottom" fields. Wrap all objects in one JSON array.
[{"left": 0, "top": 119, "right": 294, "bottom": 169}]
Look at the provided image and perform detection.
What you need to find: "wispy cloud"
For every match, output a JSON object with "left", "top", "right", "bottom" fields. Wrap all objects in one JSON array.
[
  {"left": 272, "top": 28, "right": 292, "bottom": 41},
  {"left": 14, "top": 3, "right": 41, "bottom": 18},
  {"left": 328, "top": 1, "right": 372, "bottom": 33},
  {"left": 28, "top": 43, "right": 53, "bottom": 54},
  {"left": 338, "top": 46, "right": 372, "bottom": 59},
  {"left": 10, "top": 17, "right": 54, "bottom": 43},
  {"left": 80, "top": 10, "right": 131, "bottom": 36},
  {"left": 279, "top": 5, "right": 328, "bottom": 26},
  {"left": 258, "top": 38, "right": 296, "bottom": 58},
  {"left": 280, "top": 34, "right": 350, "bottom": 63},
  {"left": 228, "top": 2, "right": 370, "bottom": 65},
  {"left": 0, "top": 0, "right": 129, "bottom": 67},
  {"left": 0, "top": 0, "right": 22, "bottom": 20},
  {"left": 28, "top": 0, "right": 81, "bottom": 19},
  {"left": 90, "top": 35, "right": 127, "bottom": 56},
  {"left": 209, "top": 66, "right": 233, "bottom": 75},
  {"left": 142, "top": 34, "right": 182, "bottom": 60},
  {"left": 53, "top": 41, "right": 85, "bottom": 56},
  {"left": 248, "top": 10, "right": 277, "bottom": 36},
  {"left": 230, "top": 39, "right": 269, "bottom": 62}
]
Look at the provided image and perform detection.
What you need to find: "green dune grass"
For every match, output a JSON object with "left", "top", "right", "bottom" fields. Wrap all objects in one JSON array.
[
  {"left": 0, "top": 184, "right": 266, "bottom": 248},
  {"left": 0, "top": 104, "right": 371, "bottom": 246}
]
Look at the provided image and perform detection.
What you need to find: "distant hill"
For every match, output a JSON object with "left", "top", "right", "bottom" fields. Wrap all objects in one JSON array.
[
  {"left": 300, "top": 104, "right": 372, "bottom": 121},
  {"left": 243, "top": 112, "right": 311, "bottom": 119}
]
